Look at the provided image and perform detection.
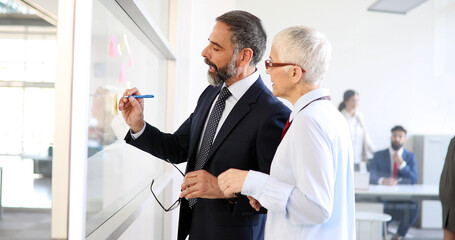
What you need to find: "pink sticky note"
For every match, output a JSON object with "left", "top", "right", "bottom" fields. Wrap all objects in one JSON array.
[
  {"left": 119, "top": 63, "right": 125, "bottom": 82},
  {"left": 129, "top": 52, "right": 134, "bottom": 67},
  {"left": 109, "top": 35, "right": 117, "bottom": 57}
]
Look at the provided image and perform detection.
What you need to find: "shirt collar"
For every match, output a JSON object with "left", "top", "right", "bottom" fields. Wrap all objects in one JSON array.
[
  {"left": 223, "top": 70, "right": 259, "bottom": 101},
  {"left": 289, "top": 88, "right": 331, "bottom": 122},
  {"left": 389, "top": 147, "right": 404, "bottom": 156}
]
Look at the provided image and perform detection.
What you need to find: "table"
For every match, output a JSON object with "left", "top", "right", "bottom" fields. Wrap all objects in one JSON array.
[
  {"left": 355, "top": 184, "right": 439, "bottom": 201},
  {"left": 356, "top": 184, "right": 440, "bottom": 239}
]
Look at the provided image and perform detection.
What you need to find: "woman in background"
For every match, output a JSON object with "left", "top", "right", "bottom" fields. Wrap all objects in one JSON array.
[{"left": 339, "top": 90, "right": 375, "bottom": 171}]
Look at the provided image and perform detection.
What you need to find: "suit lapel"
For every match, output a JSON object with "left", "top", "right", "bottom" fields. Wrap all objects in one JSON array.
[{"left": 202, "top": 78, "right": 265, "bottom": 169}]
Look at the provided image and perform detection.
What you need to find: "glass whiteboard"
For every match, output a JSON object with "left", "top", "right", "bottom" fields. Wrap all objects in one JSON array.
[{"left": 85, "top": 0, "right": 169, "bottom": 235}]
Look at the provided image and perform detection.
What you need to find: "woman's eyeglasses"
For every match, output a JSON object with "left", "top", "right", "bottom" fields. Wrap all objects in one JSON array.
[
  {"left": 264, "top": 59, "right": 306, "bottom": 73},
  {"left": 150, "top": 159, "right": 185, "bottom": 212}
]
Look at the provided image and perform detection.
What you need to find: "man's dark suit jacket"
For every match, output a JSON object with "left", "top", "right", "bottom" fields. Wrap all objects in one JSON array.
[
  {"left": 369, "top": 148, "right": 418, "bottom": 185},
  {"left": 125, "top": 77, "right": 290, "bottom": 240}
]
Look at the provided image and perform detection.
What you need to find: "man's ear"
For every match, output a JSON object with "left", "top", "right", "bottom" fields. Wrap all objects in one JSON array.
[{"left": 237, "top": 48, "right": 253, "bottom": 67}]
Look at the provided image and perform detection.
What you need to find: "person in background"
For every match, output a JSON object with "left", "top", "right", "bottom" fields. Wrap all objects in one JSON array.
[
  {"left": 338, "top": 89, "right": 375, "bottom": 171},
  {"left": 440, "top": 136, "right": 455, "bottom": 240},
  {"left": 218, "top": 26, "right": 355, "bottom": 240},
  {"left": 119, "top": 10, "right": 290, "bottom": 240},
  {"left": 369, "top": 125, "right": 419, "bottom": 240},
  {"left": 88, "top": 87, "right": 117, "bottom": 155}
]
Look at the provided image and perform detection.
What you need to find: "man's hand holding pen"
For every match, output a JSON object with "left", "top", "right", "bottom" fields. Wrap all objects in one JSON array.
[{"left": 119, "top": 88, "right": 145, "bottom": 133}]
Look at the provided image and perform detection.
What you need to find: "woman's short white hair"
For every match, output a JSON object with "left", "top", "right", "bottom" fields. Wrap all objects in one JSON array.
[{"left": 273, "top": 26, "right": 331, "bottom": 85}]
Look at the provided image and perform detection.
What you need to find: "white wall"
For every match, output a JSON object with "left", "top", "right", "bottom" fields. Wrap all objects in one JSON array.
[
  {"left": 167, "top": 0, "right": 455, "bottom": 237},
  {"left": 227, "top": 0, "right": 455, "bottom": 150},
  {"left": 182, "top": 0, "right": 455, "bottom": 151},
  {"left": 175, "top": 0, "right": 236, "bottom": 127}
]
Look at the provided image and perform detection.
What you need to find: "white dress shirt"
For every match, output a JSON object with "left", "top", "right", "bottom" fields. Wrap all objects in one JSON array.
[
  {"left": 195, "top": 71, "right": 258, "bottom": 151},
  {"left": 378, "top": 147, "right": 407, "bottom": 184},
  {"left": 131, "top": 71, "right": 259, "bottom": 148},
  {"left": 389, "top": 147, "right": 406, "bottom": 170},
  {"left": 242, "top": 88, "right": 356, "bottom": 240}
]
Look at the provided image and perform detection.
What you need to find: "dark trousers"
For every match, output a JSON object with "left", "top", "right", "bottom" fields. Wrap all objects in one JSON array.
[
  {"left": 186, "top": 200, "right": 266, "bottom": 240},
  {"left": 384, "top": 201, "right": 420, "bottom": 237}
]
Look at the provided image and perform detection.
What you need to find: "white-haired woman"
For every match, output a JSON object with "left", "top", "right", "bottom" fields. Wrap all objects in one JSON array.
[{"left": 218, "top": 26, "right": 355, "bottom": 239}]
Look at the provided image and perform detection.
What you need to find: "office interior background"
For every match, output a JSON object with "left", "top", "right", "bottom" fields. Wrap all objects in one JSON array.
[{"left": 0, "top": 0, "right": 454, "bottom": 239}]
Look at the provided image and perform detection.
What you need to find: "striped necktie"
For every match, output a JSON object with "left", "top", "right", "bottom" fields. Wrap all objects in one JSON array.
[{"left": 189, "top": 87, "right": 231, "bottom": 208}]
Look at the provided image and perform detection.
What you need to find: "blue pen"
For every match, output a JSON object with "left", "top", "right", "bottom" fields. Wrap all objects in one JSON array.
[{"left": 123, "top": 94, "right": 155, "bottom": 98}]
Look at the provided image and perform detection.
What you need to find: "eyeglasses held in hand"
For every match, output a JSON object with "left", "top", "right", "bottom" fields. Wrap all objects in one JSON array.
[
  {"left": 150, "top": 159, "right": 185, "bottom": 212},
  {"left": 264, "top": 59, "right": 306, "bottom": 73}
]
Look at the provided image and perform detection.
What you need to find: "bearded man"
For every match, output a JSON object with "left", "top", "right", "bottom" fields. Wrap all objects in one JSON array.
[
  {"left": 119, "top": 10, "right": 290, "bottom": 240},
  {"left": 369, "top": 125, "right": 419, "bottom": 240}
]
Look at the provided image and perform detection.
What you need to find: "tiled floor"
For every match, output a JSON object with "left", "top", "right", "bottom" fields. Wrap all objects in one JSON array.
[
  {"left": 388, "top": 223, "right": 443, "bottom": 240},
  {"left": 0, "top": 208, "right": 51, "bottom": 240},
  {"left": 0, "top": 161, "right": 52, "bottom": 240},
  {"left": 0, "top": 209, "right": 445, "bottom": 240}
]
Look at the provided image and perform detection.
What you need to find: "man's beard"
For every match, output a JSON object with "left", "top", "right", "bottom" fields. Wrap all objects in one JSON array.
[
  {"left": 391, "top": 141, "right": 403, "bottom": 151},
  {"left": 205, "top": 54, "right": 237, "bottom": 86}
]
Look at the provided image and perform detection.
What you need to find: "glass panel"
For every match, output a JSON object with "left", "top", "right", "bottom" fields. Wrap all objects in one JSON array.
[
  {"left": 22, "top": 88, "right": 55, "bottom": 156},
  {"left": 0, "top": 33, "right": 56, "bottom": 210},
  {"left": 24, "top": 39, "right": 57, "bottom": 83},
  {"left": 141, "top": 0, "right": 170, "bottom": 39},
  {"left": 118, "top": 189, "right": 165, "bottom": 239},
  {"left": 85, "top": 0, "right": 168, "bottom": 235},
  {"left": 0, "top": 155, "right": 51, "bottom": 208},
  {"left": 0, "top": 0, "right": 35, "bottom": 14},
  {"left": 0, "top": 38, "right": 57, "bottom": 82},
  {"left": 0, "top": 61, "right": 26, "bottom": 81},
  {"left": 0, "top": 39, "right": 26, "bottom": 81},
  {"left": 0, "top": 87, "right": 23, "bottom": 154}
]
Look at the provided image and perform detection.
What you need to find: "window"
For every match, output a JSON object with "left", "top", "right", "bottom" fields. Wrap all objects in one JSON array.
[{"left": 0, "top": 26, "right": 56, "bottom": 208}]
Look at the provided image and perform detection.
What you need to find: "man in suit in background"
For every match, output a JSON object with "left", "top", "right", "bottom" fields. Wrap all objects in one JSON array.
[
  {"left": 119, "top": 10, "right": 290, "bottom": 240},
  {"left": 369, "top": 125, "right": 419, "bottom": 240}
]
